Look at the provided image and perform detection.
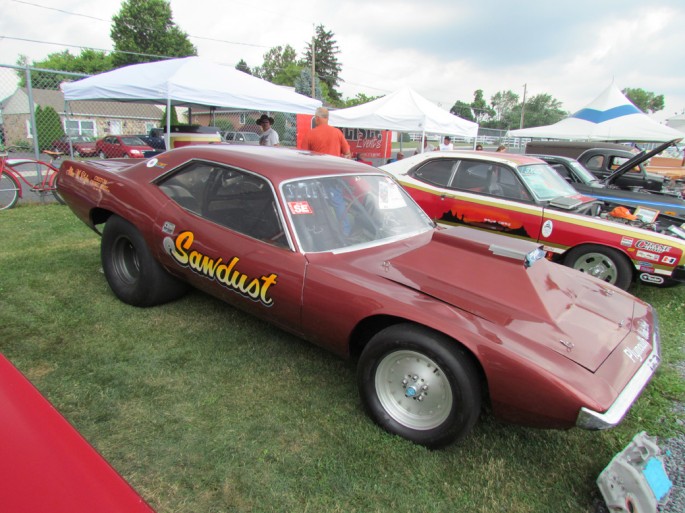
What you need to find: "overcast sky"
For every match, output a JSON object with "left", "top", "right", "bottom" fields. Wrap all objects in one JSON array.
[{"left": 1, "top": 0, "right": 684, "bottom": 121}]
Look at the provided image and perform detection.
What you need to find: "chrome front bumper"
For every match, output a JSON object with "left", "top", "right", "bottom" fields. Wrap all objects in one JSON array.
[{"left": 576, "top": 317, "right": 661, "bottom": 430}]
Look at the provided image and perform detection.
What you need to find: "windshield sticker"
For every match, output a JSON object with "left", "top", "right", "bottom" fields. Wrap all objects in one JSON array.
[
  {"left": 165, "top": 231, "right": 277, "bottom": 307},
  {"left": 288, "top": 201, "right": 314, "bottom": 215},
  {"left": 378, "top": 181, "right": 406, "bottom": 209},
  {"left": 541, "top": 220, "right": 553, "bottom": 238}
]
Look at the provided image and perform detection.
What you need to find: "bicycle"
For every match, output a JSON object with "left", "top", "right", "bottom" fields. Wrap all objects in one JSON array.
[{"left": 0, "top": 148, "right": 65, "bottom": 210}]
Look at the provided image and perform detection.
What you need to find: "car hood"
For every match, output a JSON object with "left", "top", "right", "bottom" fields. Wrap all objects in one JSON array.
[
  {"left": 601, "top": 138, "right": 681, "bottom": 185},
  {"left": 376, "top": 227, "right": 637, "bottom": 372}
]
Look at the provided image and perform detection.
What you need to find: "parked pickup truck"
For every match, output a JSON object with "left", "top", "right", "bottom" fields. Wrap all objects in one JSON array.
[{"left": 135, "top": 128, "right": 166, "bottom": 150}]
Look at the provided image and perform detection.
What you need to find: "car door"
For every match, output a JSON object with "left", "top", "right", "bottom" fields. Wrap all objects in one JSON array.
[
  {"left": 152, "top": 161, "right": 307, "bottom": 334},
  {"left": 408, "top": 157, "right": 545, "bottom": 242}
]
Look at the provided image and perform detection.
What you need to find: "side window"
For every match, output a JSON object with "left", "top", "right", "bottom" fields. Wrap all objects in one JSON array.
[
  {"left": 585, "top": 155, "right": 604, "bottom": 171},
  {"left": 481, "top": 165, "right": 531, "bottom": 201},
  {"left": 452, "top": 162, "right": 490, "bottom": 191},
  {"left": 552, "top": 164, "right": 571, "bottom": 181},
  {"left": 158, "top": 163, "right": 287, "bottom": 247},
  {"left": 411, "top": 159, "right": 456, "bottom": 186}
]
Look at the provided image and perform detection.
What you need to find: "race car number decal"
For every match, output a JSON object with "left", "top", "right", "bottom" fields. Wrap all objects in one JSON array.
[
  {"left": 165, "top": 231, "right": 278, "bottom": 307},
  {"left": 288, "top": 201, "right": 314, "bottom": 215}
]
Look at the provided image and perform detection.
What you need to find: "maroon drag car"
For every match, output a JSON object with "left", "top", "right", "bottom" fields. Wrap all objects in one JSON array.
[
  {"left": 0, "top": 354, "right": 154, "bottom": 512},
  {"left": 57, "top": 145, "right": 660, "bottom": 448}
]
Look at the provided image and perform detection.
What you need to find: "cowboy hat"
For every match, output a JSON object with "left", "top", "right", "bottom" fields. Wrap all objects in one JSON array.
[{"left": 256, "top": 114, "right": 275, "bottom": 125}]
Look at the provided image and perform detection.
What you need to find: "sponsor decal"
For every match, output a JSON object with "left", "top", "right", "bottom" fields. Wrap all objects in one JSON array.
[
  {"left": 541, "top": 220, "right": 553, "bottom": 238},
  {"left": 162, "top": 221, "right": 175, "bottom": 235},
  {"left": 636, "top": 250, "right": 660, "bottom": 262},
  {"left": 624, "top": 336, "right": 650, "bottom": 363},
  {"left": 635, "top": 240, "right": 671, "bottom": 254},
  {"left": 64, "top": 166, "right": 110, "bottom": 193},
  {"left": 662, "top": 256, "right": 677, "bottom": 265},
  {"left": 165, "top": 231, "right": 277, "bottom": 307},
  {"left": 146, "top": 158, "right": 168, "bottom": 169},
  {"left": 288, "top": 201, "right": 314, "bottom": 215},
  {"left": 639, "top": 273, "right": 664, "bottom": 284},
  {"left": 638, "top": 262, "right": 654, "bottom": 272},
  {"left": 620, "top": 236, "right": 634, "bottom": 248}
]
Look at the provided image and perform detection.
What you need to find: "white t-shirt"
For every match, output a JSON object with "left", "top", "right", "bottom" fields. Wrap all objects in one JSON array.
[
  {"left": 439, "top": 142, "right": 454, "bottom": 151},
  {"left": 259, "top": 128, "right": 280, "bottom": 146}
]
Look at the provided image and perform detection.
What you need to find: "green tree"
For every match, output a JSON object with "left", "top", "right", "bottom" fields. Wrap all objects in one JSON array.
[
  {"left": 342, "top": 93, "right": 383, "bottom": 108},
  {"left": 303, "top": 25, "right": 343, "bottom": 102},
  {"left": 159, "top": 106, "right": 179, "bottom": 127},
  {"left": 253, "top": 45, "right": 299, "bottom": 83},
  {"left": 506, "top": 93, "right": 567, "bottom": 128},
  {"left": 16, "top": 50, "right": 113, "bottom": 89},
  {"left": 622, "top": 87, "right": 665, "bottom": 113},
  {"left": 450, "top": 100, "right": 475, "bottom": 122},
  {"left": 294, "top": 68, "right": 324, "bottom": 101},
  {"left": 235, "top": 59, "right": 252, "bottom": 75},
  {"left": 489, "top": 90, "right": 519, "bottom": 126},
  {"left": 470, "top": 89, "right": 494, "bottom": 123},
  {"left": 110, "top": 0, "right": 196, "bottom": 68},
  {"left": 35, "top": 105, "right": 64, "bottom": 151}
]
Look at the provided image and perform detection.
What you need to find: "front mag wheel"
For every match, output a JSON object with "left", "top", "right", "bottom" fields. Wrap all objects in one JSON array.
[
  {"left": 0, "top": 172, "right": 20, "bottom": 210},
  {"left": 358, "top": 324, "right": 481, "bottom": 448},
  {"left": 564, "top": 244, "right": 633, "bottom": 291},
  {"left": 101, "top": 215, "right": 188, "bottom": 306}
]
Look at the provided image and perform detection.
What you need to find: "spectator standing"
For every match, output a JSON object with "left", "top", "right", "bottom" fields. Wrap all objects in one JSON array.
[
  {"left": 496, "top": 144, "right": 507, "bottom": 152},
  {"left": 256, "top": 114, "right": 280, "bottom": 146},
  {"left": 439, "top": 136, "right": 454, "bottom": 151},
  {"left": 414, "top": 137, "right": 435, "bottom": 155},
  {"left": 475, "top": 144, "right": 484, "bottom": 151},
  {"left": 301, "top": 107, "right": 351, "bottom": 158}
]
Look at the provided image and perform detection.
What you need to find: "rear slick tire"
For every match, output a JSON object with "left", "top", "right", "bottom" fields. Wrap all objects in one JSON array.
[{"left": 101, "top": 215, "right": 188, "bottom": 306}]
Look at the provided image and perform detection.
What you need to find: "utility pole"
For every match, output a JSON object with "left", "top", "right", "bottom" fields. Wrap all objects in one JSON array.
[{"left": 520, "top": 83, "right": 527, "bottom": 129}]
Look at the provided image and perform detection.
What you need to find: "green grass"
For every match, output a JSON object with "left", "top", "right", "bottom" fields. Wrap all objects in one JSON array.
[{"left": 1, "top": 204, "right": 683, "bottom": 513}]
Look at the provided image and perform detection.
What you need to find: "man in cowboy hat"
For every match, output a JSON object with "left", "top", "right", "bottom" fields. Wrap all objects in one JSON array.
[{"left": 256, "top": 114, "right": 280, "bottom": 146}]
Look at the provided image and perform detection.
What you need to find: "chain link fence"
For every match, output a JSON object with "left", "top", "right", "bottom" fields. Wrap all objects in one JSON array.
[{"left": 0, "top": 63, "right": 300, "bottom": 160}]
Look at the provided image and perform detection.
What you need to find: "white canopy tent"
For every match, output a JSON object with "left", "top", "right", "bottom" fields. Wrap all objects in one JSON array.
[
  {"left": 60, "top": 56, "right": 322, "bottom": 143},
  {"left": 508, "top": 84, "right": 683, "bottom": 142},
  {"left": 329, "top": 87, "right": 479, "bottom": 148}
]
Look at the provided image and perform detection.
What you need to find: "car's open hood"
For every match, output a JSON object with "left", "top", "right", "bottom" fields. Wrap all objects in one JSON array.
[
  {"left": 378, "top": 227, "right": 639, "bottom": 372},
  {"left": 601, "top": 138, "right": 681, "bottom": 186}
]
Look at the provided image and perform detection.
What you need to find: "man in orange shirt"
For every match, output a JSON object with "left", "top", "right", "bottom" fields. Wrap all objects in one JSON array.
[{"left": 301, "top": 107, "right": 352, "bottom": 158}]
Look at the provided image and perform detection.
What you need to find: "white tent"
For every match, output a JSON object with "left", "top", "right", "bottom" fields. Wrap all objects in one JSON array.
[
  {"left": 508, "top": 84, "right": 683, "bottom": 142},
  {"left": 61, "top": 56, "right": 321, "bottom": 114},
  {"left": 329, "top": 87, "right": 478, "bottom": 140}
]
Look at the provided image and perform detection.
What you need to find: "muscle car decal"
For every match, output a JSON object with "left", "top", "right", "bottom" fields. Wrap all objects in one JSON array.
[
  {"left": 64, "top": 166, "right": 110, "bottom": 193},
  {"left": 167, "top": 231, "right": 278, "bottom": 306}
]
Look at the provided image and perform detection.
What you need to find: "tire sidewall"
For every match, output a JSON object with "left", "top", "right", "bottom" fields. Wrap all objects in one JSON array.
[
  {"left": 565, "top": 244, "right": 633, "bottom": 291},
  {"left": 101, "top": 215, "right": 186, "bottom": 306},
  {"left": 358, "top": 324, "right": 481, "bottom": 448}
]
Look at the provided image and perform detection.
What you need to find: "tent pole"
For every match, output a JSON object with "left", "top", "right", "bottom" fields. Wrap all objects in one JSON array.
[{"left": 165, "top": 97, "right": 171, "bottom": 150}]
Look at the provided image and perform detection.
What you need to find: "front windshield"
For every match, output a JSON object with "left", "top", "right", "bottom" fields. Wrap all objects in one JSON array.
[
  {"left": 518, "top": 164, "right": 579, "bottom": 201},
  {"left": 282, "top": 174, "right": 433, "bottom": 252},
  {"left": 121, "top": 136, "right": 146, "bottom": 145},
  {"left": 567, "top": 160, "right": 599, "bottom": 184}
]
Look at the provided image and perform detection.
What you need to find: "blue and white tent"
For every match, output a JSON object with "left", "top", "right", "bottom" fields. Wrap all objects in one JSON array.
[{"left": 508, "top": 84, "right": 683, "bottom": 142}]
